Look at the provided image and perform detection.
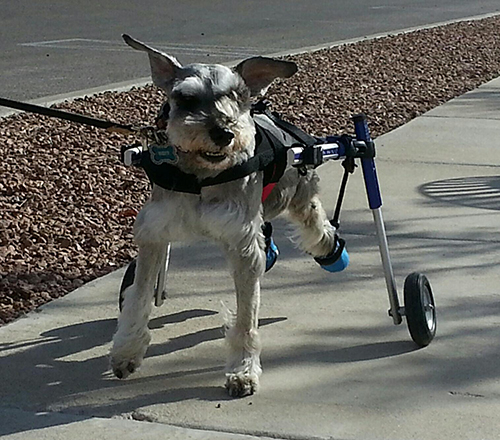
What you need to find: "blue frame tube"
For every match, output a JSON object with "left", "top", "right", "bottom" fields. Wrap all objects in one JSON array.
[{"left": 353, "top": 114, "right": 382, "bottom": 209}]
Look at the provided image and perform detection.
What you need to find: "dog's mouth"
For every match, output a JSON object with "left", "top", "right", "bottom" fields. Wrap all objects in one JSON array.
[{"left": 200, "top": 151, "right": 228, "bottom": 163}]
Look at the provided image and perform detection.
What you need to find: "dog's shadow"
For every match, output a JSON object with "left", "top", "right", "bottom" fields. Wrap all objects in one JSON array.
[
  {"left": 147, "top": 313, "right": 286, "bottom": 359},
  {"left": 0, "top": 309, "right": 287, "bottom": 429}
]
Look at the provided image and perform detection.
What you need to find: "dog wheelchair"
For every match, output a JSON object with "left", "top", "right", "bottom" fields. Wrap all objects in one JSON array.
[{"left": 120, "top": 111, "right": 437, "bottom": 348}]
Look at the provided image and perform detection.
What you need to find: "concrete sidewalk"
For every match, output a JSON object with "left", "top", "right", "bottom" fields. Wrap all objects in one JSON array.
[{"left": 1, "top": 78, "right": 500, "bottom": 440}]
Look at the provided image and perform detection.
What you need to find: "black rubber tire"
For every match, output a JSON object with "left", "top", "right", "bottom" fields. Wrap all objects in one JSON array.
[
  {"left": 119, "top": 259, "right": 137, "bottom": 312},
  {"left": 404, "top": 272, "right": 437, "bottom": 347}
]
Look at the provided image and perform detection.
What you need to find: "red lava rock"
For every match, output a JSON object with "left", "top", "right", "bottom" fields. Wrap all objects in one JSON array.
[{"left": 118, "top": 208, "right": 139, "bottom": 218}]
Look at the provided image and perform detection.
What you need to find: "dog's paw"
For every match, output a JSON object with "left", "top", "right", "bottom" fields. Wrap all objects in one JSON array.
[
  {"left": 109, "top": 349, "right": 146, "bottom": 380},
  {"left": 110, "top": 327, "right": 151, "bottom": 379},
  {"left": 225, "top": 372, "right": 259, "bottom": 398},
  {"left": 111, "top": 358, "right": 138, "bottom": 379}
]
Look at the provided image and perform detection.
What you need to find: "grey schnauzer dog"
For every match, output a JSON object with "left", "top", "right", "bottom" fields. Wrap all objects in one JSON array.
[{"left": 110, "top": 35, "right": 338, "bottom": 397}]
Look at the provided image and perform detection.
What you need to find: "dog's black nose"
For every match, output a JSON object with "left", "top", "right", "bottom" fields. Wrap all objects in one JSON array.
[{"left": 209, "top": 126, "right": 234, "bottom": 147}]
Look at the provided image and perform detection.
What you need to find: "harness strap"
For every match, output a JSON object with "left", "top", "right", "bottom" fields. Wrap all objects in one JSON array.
[
  {"left": 258, "top": 106, "right": 317, "bottom": 148},
  {"left": 261, "top": 183, "right": 276, "bottom": 202},
  {"left": 138, "top": 100, "right": 315, "bottom": 194}
]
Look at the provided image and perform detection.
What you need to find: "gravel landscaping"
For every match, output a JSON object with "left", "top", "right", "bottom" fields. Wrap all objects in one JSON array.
[{"left": 1, "top": 16, "right": 500, "bottom": 325}]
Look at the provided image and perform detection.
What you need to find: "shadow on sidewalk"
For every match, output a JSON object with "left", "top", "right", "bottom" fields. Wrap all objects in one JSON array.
[
  {"left": 0, "top": 309, "right": 285, "bottom": 436},
  {"left": 420, "top": 175, "right": 500, "bottom": 211}
]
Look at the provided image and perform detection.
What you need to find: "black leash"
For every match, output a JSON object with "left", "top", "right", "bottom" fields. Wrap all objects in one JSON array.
[{"left": 0, "top": 97, "right": 137, "bottom": 134}]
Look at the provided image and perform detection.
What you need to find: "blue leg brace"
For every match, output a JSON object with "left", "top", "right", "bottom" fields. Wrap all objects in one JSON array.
[
  {"left": 314, "top": 236, "right": 349, "bottom": 273},
  {"left": 263, "top": 222, "right": 279, "bottom": 272}
]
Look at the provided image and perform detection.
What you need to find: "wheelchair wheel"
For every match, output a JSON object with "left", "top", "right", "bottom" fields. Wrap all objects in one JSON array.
[
  {"left": 119, "top": 259, "right": 137, "bottom": 312},
  {"left": 404, "top": 272, "right": 436, "bottom": 347}
]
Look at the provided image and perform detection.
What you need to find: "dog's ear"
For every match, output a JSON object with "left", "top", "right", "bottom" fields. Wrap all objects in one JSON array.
[
  {"left": 123, "top": 34, "right": 181, "bottom": 92},
  {"left": 234, "top": 57, "right": 297, "bottom": 96}
]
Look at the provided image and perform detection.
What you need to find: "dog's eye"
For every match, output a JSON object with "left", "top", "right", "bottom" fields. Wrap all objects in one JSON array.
[{"left": 174, "top": 94, "right": 201, "bottom": 112}]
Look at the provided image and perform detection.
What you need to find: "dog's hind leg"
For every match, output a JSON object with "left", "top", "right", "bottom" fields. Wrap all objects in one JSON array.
[
  {"left": 287, "top": 174, "right": 337, "bottom": 258},
  {"left": 110, "top": 241, "right": 166, "bottom": 379},
  {"left": 223, "top": 225, "right": 266, "bottom": 397}
]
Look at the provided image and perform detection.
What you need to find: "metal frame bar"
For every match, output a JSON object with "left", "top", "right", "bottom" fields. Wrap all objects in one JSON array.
[{"left": 372, "top": 208, "right": 402, "bottom": 324}]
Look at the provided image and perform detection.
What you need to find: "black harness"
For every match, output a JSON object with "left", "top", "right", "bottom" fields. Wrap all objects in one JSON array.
[{"left": 136, "top": 101, "right": 317, "bottom": 194}]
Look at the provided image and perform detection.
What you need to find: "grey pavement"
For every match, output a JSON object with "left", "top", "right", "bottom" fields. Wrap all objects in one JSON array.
[{"left": 1, "top": 80, "right": 500, "bottom": 438}]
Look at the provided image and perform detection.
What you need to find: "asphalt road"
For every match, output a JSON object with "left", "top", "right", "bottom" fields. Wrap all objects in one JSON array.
[{"left": 1, "top": 0, "right": 499, "bottom": 102}]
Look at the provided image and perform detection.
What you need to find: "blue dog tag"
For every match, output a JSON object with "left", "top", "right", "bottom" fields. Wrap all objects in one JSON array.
[{"left": 150, "top": 144, "right": 179, "bottom": 165}]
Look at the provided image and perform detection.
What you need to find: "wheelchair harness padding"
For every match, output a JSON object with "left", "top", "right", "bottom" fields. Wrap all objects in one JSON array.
[{"left": 138, "top": 103, "right": 317, "bottom": 194}]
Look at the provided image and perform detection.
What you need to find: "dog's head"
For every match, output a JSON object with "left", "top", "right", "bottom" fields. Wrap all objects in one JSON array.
[{"left": 123, "top": 34, "right": 297, "bottom": 174}]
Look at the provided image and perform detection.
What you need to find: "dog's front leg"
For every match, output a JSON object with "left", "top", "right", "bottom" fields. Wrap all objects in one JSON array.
[
  {"left": 223, "top": 229, "right": 266, "bottom": 397},
  {"left": 110, "top": 242, "right": 166, "bottom": 379}
]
